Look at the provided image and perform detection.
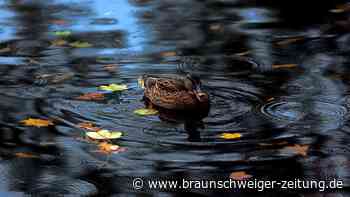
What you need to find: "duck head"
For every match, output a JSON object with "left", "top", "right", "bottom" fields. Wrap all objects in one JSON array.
[{"left": 186, "top": 74, "right": 209, "bottom": 103}]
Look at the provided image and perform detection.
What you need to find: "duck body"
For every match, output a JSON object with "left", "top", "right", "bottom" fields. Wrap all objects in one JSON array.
[{"left": 140, "top": 74, "right": 210, "bottom": 116}]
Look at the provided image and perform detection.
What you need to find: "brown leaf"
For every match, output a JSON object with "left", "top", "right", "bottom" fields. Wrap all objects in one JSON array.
[
  {"left": 51, "top": 19, "right": 68, "bottom": 25},
  {"left": 275, "top": 37, "right": 304, "bottom": 46},
  {"left": 20, "top": 118, "right": 54, "bottom": 127},
  {"left": 0, "top": 47, "right": 11, "bottom": 53},
  {"left": 284, "top": 144, "right": 309, "bottom": 157},
  {"left": 76, "top": 92, "right": 105, "bottom": 101},
  {"left": 229, "top": 171, "right": 253, "bottom": 181},
  {"left": 272, "top": 64, "right": 298, "bottom": 69},
  {"left": 160, "top": 51, "right": 177, "bottom": 57},
  {"left": 235, "top": 50, "right": 251, "bottom": 56},
  {"left": 15, "top": 152, "right": 40, "bottom": 158},
  {"left": 77, "top": 122, "right": 101, "bottom": 132}
]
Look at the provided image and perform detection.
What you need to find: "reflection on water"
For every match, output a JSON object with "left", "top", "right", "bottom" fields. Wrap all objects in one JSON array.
[{"left": 0, "top": 0, "right": 349, "bottom": 195}]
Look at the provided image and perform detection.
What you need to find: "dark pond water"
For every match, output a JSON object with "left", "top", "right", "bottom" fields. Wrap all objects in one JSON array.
[{"left": 0, "top": 0, "right": 350, "bottom": 196}]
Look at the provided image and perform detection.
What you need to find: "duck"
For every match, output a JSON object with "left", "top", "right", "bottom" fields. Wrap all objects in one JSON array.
[{"left": 138, "top": 73, "right": 210, "bottom": 114}]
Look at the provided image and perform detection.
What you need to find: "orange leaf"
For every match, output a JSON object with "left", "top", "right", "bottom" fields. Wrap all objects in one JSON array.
[
  {"left": 229, "top": 171, "right": 253, "bottom": 181},
  {"left": 161, "top": 51, "right": 176, "bottom": 57},
  {"left": 77, "top": 122, "right": 101, "bottom": 132},
  {"left": 76, "top": 92, "right": 105, "bottom": 101},
  {"left": 98, "top": 142, "right": 125, "bottom": 154},
  {"left": 272, "top": 64, "right": 298, "bottom": 69},
  {"left": 284, "top": 144, "right": 309, "bottom": 157},
  {"left": 15, "top": 152, "right": 40, "bottom": 158},
  {"left": 20, "top": 118, "right": 54, "bottom": 127}
]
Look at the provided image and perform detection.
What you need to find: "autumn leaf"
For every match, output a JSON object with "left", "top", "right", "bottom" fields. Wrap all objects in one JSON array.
[
  {"left": 275, "top": 37, "right": 304, "bottom": 46},
  {"left": 266, "top": 97, "right": 275, "bottom": 102},
  {"left": 51, "top": 39, "right": 67, "bottom": 47},
  {"left": 76, "top": 92, "right": 105, "bottom": 101},
  {"left": 103, "top": 64, "right": 118, "bottom": 72},
  {"left": 209, "top": 24, "right": 223, "bottom": 31},
  {"left": 20, "top": 118, "right": 54, "bottom": 127},
  {"left": 86, "top": 129, "right": 122, "bottom": 140},
  {"left": 229, "top": 171, "right": 253, "bottom": 181},
  {"left": 15, "top": 152, "right": 40, "bottom": 159},
  {"left": 258, "top": 141, "right": 288, "bottom": 147},
  {"left": 161, "top": 51, "right": 177, "bottom": 57},
  {"left": 78, "top": 122, "right": 101, "bottom": 132},
  {"left": 97, "top": 142, "right": 124, "bottom": 154},
  {"left": 272, "top": 64, "right": 298, "bottom": 69},
  {"left": 283, "top": 144, "right": 309, "bottom": 157},
  {"left": 235, "top": 50, "right": 250, "bottom": 56},
  {"left": 53, "top": 30, "right": 72, "bottom": 37},
  {"left": 69, "top": 41, "right": 92, "bottom": 48},
  {"left": 99, "top": 84, "right": 128, "bottom": 92},
  {"left": 51, "top": 19, "right": 68, "bottom": 25},
  {"left": 220, "top": 133, "right": 242, "bottom": 139},
  {"left": 134, "top": 108, "right": 158, "bottom": 116}
]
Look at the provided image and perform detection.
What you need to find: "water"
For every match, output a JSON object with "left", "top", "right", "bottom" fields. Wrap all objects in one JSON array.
[{"left": 0, "top": 0, "right": 349, "bottom": 196}]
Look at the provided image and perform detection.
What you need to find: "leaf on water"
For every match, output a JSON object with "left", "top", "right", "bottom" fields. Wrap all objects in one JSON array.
[
  {"left": 161, "top": 51, "right": 177, "bottom": 57},
  {"left": 53, "top": 30, "right": 72, "bottom": 37},
  {"left": 51, "top": 39, "right": 67, "bottom": 47},
  {"left": 15, "top": 152, "right": 40, "bottom": 159},
  {"left": 229, "top": 171, "right": 253, "bottom": 181},
  {"left": 69, "top": 41, "right": 92, "bottom": 48},
  {"left": 78, "top": 122, "right": 101, "bottom": 132},
  {"left": 220, "top": 133, "right": 242, "bottom": 139},
  {"left": 99, "top": 84, "right": 128, "bottom": 92},
  {"left": 51, "top": 19, "right": 68, "bottom": 25},
  {"left": 134, "top": 108, "right": 158, "bottom": 116},
  {"left": 20, "top": 118, "right": 54, "bottom": 127},
  {"left": 259, "top": 141, "right": 289, "bottom": 147},
  {"left": 235, "top": 50, "right": 251, "bottom": 56},
  {"left": 275, "top": 37, "right": 304, "bottom": 46},
  {"left": 266, "top": 97, "right": 275, "bottom": 102},
  {"left": 97, "top": 142, "right": 125, "bottom": 154},
  {"left": 209, "top": 23, "right": 223, "bottom": 31},
  {"left": 86, "top": 129, "right": 122, "bottom": 140},
  {"left": 76, "top": 92, "right": 105, "bottom": 101},
  {"left": 283, "top": 144, "right": 309, "bottom": 157},
  {"left": 272, "top": 64, "right": 298, "bottom": 69}
]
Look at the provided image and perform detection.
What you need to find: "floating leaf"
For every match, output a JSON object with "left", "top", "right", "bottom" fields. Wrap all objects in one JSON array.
[
  {"left": 235, "top": 50, "right": 250, "bottom": 56},
  {"left": 86, "top": 129, "right": 122, "bottom": 140},
  {"left": 51, "top": 19, "right": 68, "bottom": 25},
  {"left": 97, "top": 142, "right": 123, "bottom": 154},
  {"left": 275, "top": 37, "right": 304, "bottom": 46},
  {"left": 272, "top": 64, "right": 298, "bottom": 69},
  {"left": 20, "top": 118, "right": 54, "bottom": 127},
  {"left": 99, "top": 84, "right": 128, "bottom": 92},
  {"left": 53, "top": 30, "right": 72, "bottom": 37},
  {"left": 51, "top": 39, "right": 67, "bottom": 47},
  {"left": 220, "top": 133, "right": 242, "bottom": 139},
  {"left": 283, "top": 144, "right": 309, "bottom": 157},
  {"left": 266, "top": 97, "right": 275, "bottom": 102},
  {"left": 15, "top": 152, "right": 40, "bottom": 159},
  {"left": 259, "top": 141, "right": 288, "bottom": 147},
  {"left": 69, "top": 41, "right": 92, "bottom": 48},
  {"left": 161, "top": 51, "right": 176, "bottom": 57},
  {"left": 78, "top": 122, "right": 101, "bottom": 132},
  {"left": 209, "top": 24, "right": 222, "bottom": 31},
  {"left": 229, "top": 171, "right": 253, "bottom": 181},
  {"left": 76, "top": 92, "right": 105, "bottom": 101},
  {"left": 134, "top": 108, "right": 158, "bottom": 116},
  {"left": 103, "top": 64, "right": 118, "bottom": 72}
]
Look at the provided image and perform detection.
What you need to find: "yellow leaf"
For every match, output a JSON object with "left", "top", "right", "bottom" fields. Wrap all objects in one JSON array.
[
  {"left": 220, "top": 133, "right": 242, "bottom": 139},
  {"left": 134, "top": 108, "right": 158, "bottom": 116},
  {"left": 69, "top": 41, "right": 92, "bottom": 48},
  {"left": 283, "top": 144, "right": 309, "bottom": 157},
  {"left": 99, "top": 84, "right": 128, "bottom": 92},
  {"left": 51, "top": 39, "right": 67, "bottom": 47},
  {"left": 20, "top": 118, "right": 54, "bottom": 127},
  {"left": 86, "top": 129, "right": 122, "bottom": 140},
  {"left": 272, "top": 64, "right": 298, "bottom": 69},
  {"left": 229, "top": 171, "right": 253, "bottom": 180}
]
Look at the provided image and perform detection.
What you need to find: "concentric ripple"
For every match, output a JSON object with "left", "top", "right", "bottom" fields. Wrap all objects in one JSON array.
[{"left": 260, "top": 100, "right": 347, "bottom": 130}]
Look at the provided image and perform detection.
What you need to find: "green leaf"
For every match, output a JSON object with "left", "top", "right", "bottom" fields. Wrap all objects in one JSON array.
[
  {"left": 69, "top": 41, "right": 92, "bottom": 48},
  {"left": 53, "top": 30, "right": 72, "bottom": 37},
  {"left": 134, "top": 108, "right": 158, "bottom": 116},
  {"left": 86, "top": 129, "right": 122, "bottom": 140},
  {"left": 99, "top": 84, "right": 128, "bottom": 92}
]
